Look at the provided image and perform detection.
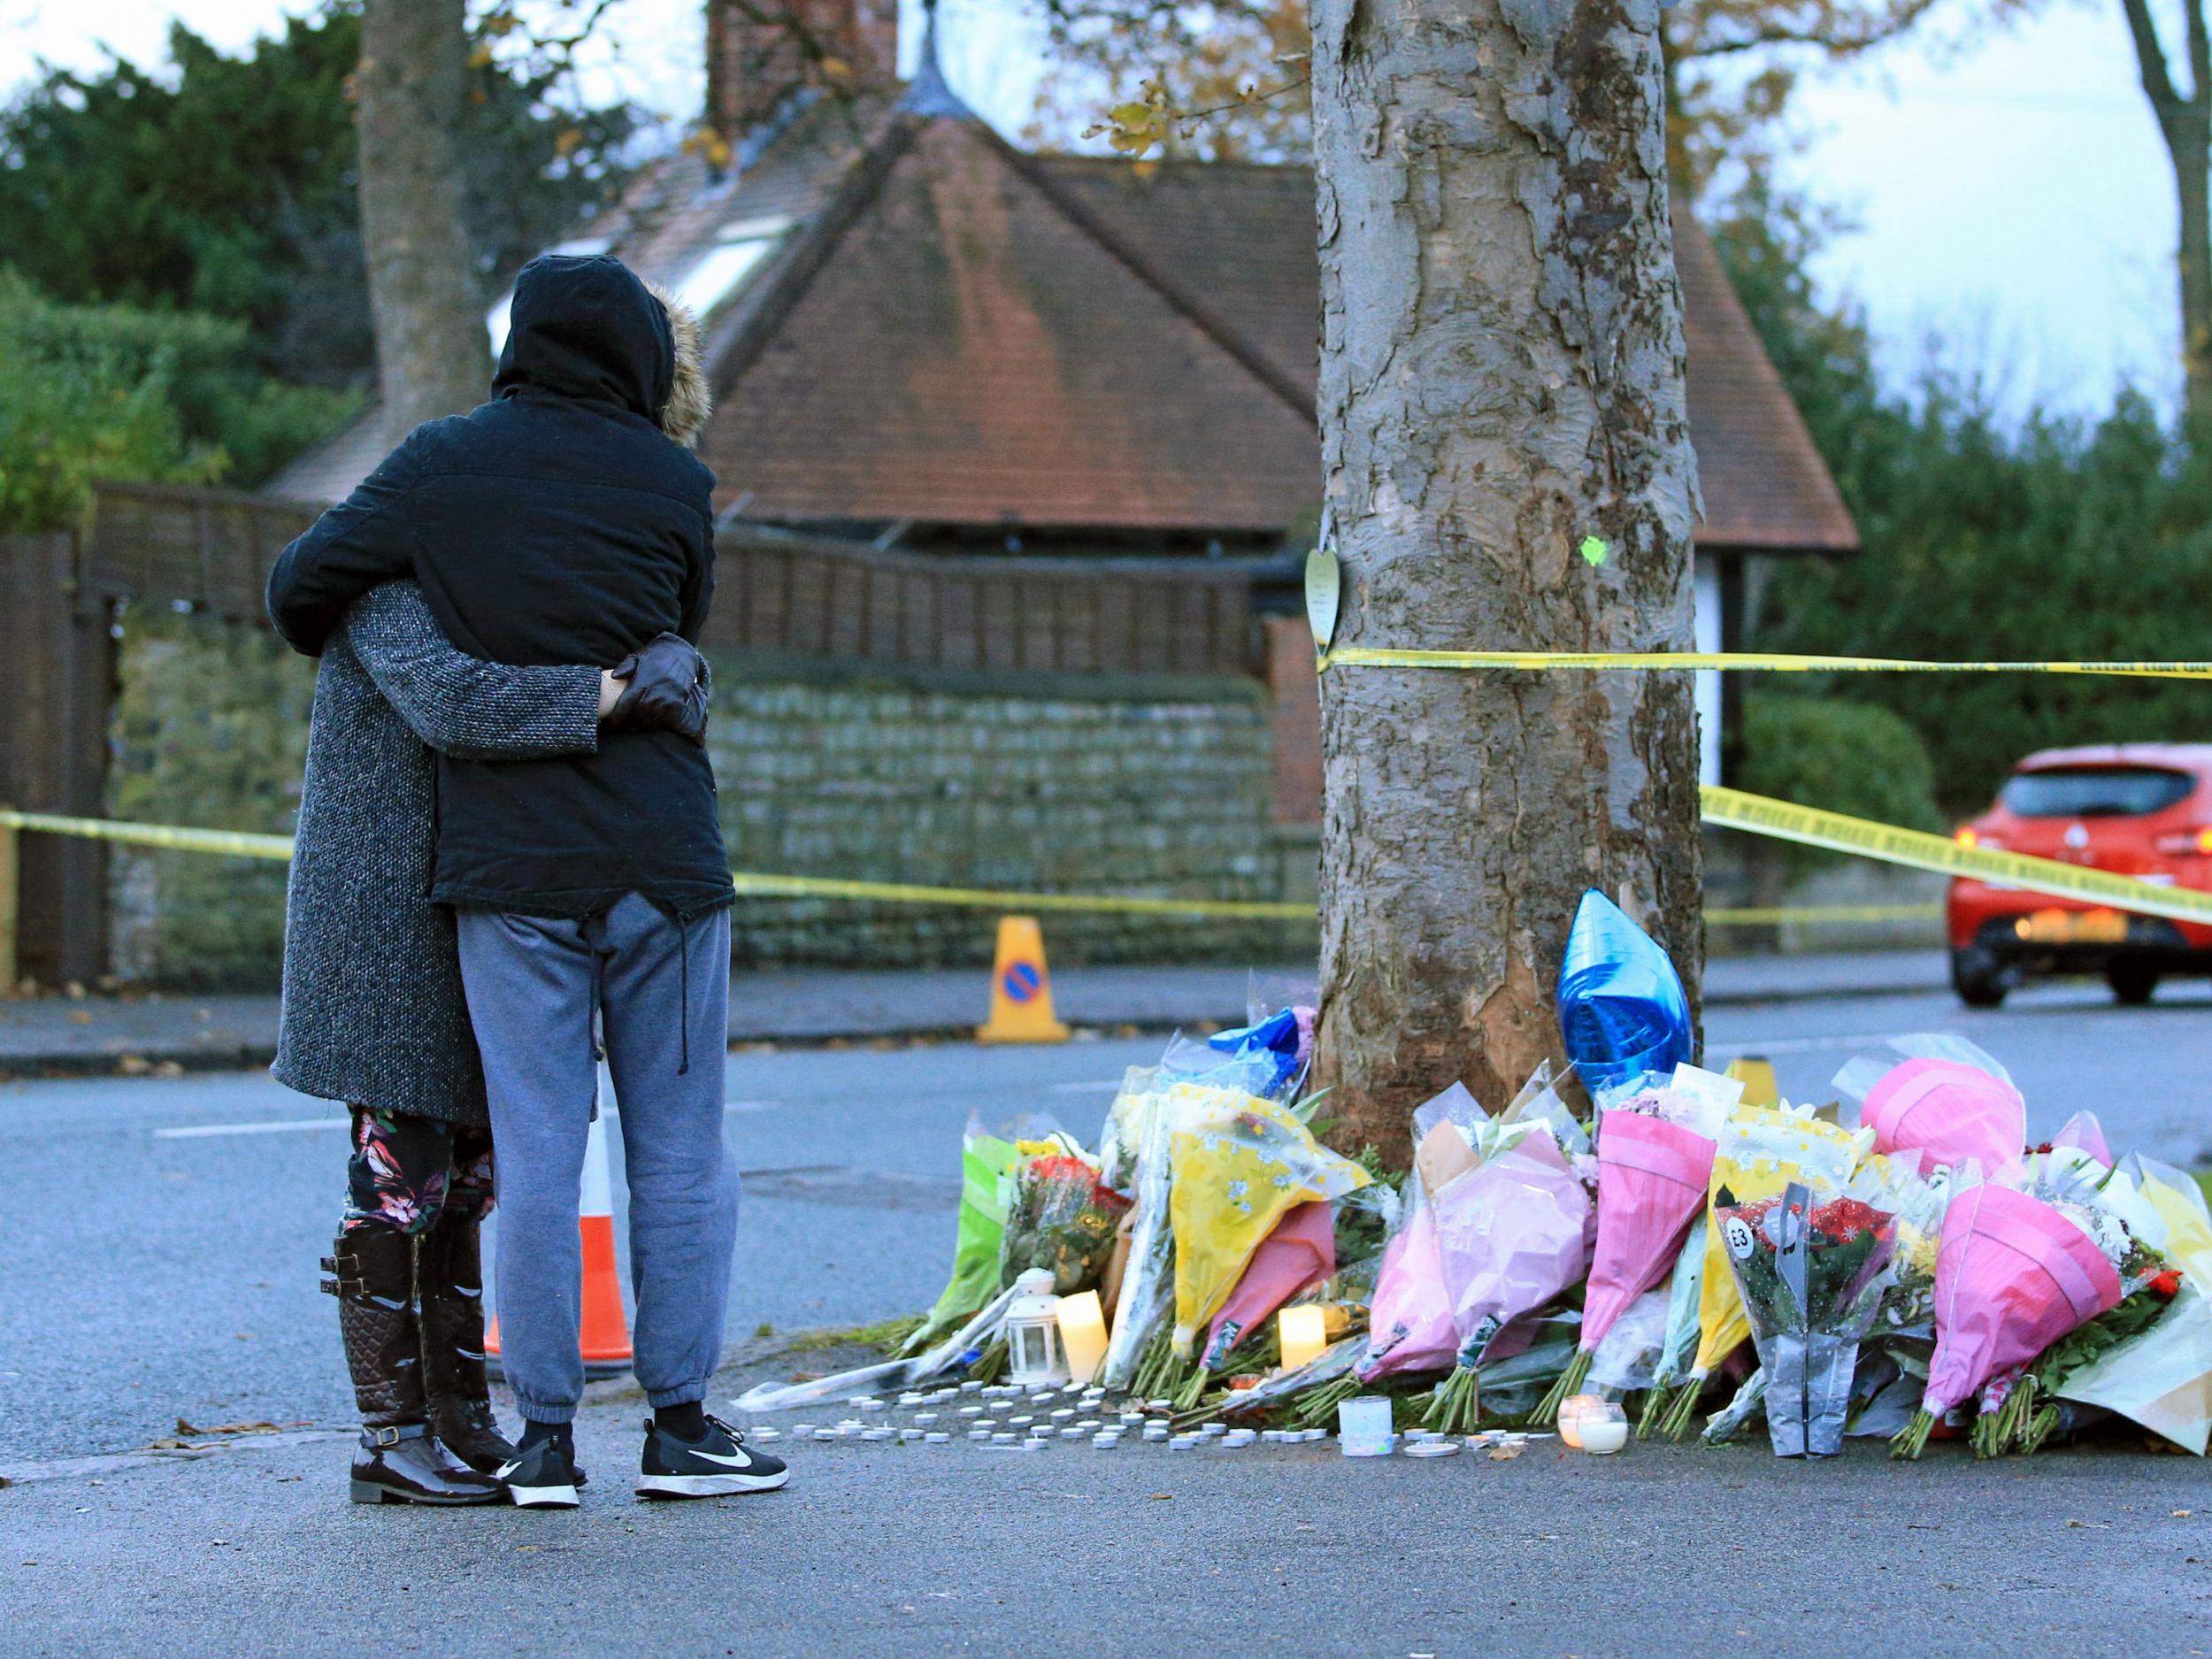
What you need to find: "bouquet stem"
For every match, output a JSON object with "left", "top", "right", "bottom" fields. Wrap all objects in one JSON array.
[
  {"left": 1421, "top": 1366, "right": 1481, "bottom": 1436},
  {"left": 966, "top": 1335, "right": 1008, "bottom": 1386},
  {"left": 2020, "top": 1402, "right": 2063, "bottom": 1455},
  {"left": 1287, "top": 1375, "right": 1360, "bottom": 1432},
  {"left": 1890, "top": 1408, "right": 1935, "bottom": 1460},
  {"left": 1655, "top": 1373, "right": 1708, "bottom": 1441},
  {"left": 1527, "top": 1348, "right": 1592, "bottom": 1429},
  {"left": 1637, "top": 1381, "right": 1672, "bottom": 1439}
]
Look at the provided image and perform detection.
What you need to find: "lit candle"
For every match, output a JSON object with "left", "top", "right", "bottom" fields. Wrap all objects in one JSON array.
[
  {"left": 1279, "top": 1304, "right": 1328, "bottom": 1371},
  {"left": 1556, "top": 1393, "right": 1606, "bottom": 1451},
  {"left": 1578, "top": 1416, "right": 1629, "bottom": 1455},
  {"left": 1057, "top": 1291, "right": 1109, "bottom": 1386}
]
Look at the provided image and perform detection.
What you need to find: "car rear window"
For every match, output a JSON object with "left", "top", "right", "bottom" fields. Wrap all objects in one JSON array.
[{"left": 2001, "top": 767, "right": 2196, "bottom": 818}]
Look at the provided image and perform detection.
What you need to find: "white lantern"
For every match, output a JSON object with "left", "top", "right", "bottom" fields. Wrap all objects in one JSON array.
[{"left": 1004, "top": 1268, "right": 1070, "bottom": 1387}]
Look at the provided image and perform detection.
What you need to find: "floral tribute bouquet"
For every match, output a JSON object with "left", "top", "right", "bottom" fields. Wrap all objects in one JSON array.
[
  {"left": 1833, "top": 1034, "right": 2024, "bottom": 1179},
  {"left": 1200, "top": 1199, "right": 1335, "bottom": 1371},
  {"left": 1655, "top": 1103, "right": 1868, "bottom": 1438},
  {"left": 1167, "top": 1092, "right": 1371, "bottom": 1359},
  {"left": 1714, "top": 1170, "right": 1906, "bottom": 1456},
  {"left": 1891, "top": 1173, "right": 2159, "bottom": 1458},
  {"left": 1419, "top": 1122, "right": 1593, "bottom": 1434},
  {"left": 998, "top": 1141, "right": 1131, "bottom": 1295},
  {"left": 1639, "top": 1218, "right": 1708, "bottom": 1435},
  {"left": 1532, "top": 1074, "right": 1725, "bottom": 1425}
]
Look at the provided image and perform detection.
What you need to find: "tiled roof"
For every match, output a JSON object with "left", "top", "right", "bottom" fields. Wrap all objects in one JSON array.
[
  {"left": 268, "top": 93, "right": 1856, "bottom": 558},
  {"left": 703, "top": 117, "right": 1318, "bottom": 531}
]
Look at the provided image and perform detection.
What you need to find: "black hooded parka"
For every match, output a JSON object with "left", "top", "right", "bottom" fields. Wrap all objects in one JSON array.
[{"left": 266, "top": 255, "right": 733, "bottom": 922}]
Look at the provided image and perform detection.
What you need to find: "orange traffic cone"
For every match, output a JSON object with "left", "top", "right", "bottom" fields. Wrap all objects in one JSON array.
[
  {"left": 487, "top": 1063, "right": 633, "bottom": 1380},
  {"left": 976, "top": 915, "right": 1070, "bottom": 1044}
]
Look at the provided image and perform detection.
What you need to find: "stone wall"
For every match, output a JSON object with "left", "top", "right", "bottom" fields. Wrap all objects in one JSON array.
[
  {"left": 103, "top": 620, "right": 1313, "bottom": 987},
  {"left": 705, "top": 654, "right": 1311, "bottom": 967}
]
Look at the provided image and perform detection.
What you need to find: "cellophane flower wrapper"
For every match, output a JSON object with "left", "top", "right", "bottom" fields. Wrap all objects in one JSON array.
[
  {"left": 1690, "top": 1107, "right": 1869, "bottom": 1380},
  {"left": 1833, "top": 1034, "right": 2024, "bottom": 1179},
  {"left": 903, "top": 1113, "right": 1020, "bottom": 1353},
  {"left": 1587, "top": 1286, "right": 1672, "bottom": 1394},
  {"left": 1101, "top": 1086, "right": 1183, "bottom": 1390},
  {"left": 1715, "top": 1171, "right": 1904, "bottom": 1456},
  {"left": 1556, "top": 889, "right": 1694, "bottom": 1095},
  {"left": 1168, "top": 1089, "right": 1371, "bottom": 1356},
  {"left": 1642, "top": 1218, "right": 1708, "bottom": 1414},
  {"left": 1580, "top": 1095, "right": 1719, "bottom": 1358},
  {"left": 1432, "top": 1124, "right": 1592, "bottom": 1369},
  {"left": 998, "top": 1145, "right": 1130, "bottom": 1294},
  {"left": 2057, "top": 1282, "right": 2212, "bottom": 1455},
  {"left": 1357, "top": 1177, "right": 1458, "bottom": 1381},
  {"left": 1205, "top": 1007, "right": 1310, "bottom": 1100},
  {"left": 1919, "top": 1180, "right": 2124, "bottom": 1424},
  {"left": 1202, "top": 1198, "right": 1336, "bottom": 1370},
  {"left": 2051, "top": 1110, "right": 2113, "bottom": 1167}
]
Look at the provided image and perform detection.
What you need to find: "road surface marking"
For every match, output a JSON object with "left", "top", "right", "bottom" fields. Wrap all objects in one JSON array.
[
  {"left": 1705, "top": 1030, "right": 1939, "bottom": 1058},
  {"left": 154, "top": 1118, "right": 346, "bottom": 1140},
  {"left": 1048, "top": 1079, "right": 1125, "bottom": 1094},
  {"left": 157, "top": 1100, "right": 784, "bottom": 1139}
]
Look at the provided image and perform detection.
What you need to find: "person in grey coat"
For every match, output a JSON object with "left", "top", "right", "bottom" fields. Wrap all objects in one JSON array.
[{"left": 280, "top": 580, "right": 706, "bottom": 1506}]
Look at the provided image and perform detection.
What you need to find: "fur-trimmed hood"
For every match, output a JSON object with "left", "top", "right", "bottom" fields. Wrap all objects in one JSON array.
[{"left": 492, "top": 254, "right": 710, "bottom": 447}]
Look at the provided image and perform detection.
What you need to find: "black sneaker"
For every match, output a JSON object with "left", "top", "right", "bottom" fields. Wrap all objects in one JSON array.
[
  {"left": 637, "top": 1413, "right": 789, "bottom": 1499},
  {"left": 496, "top": 1434, "right": 582, "bottom": 1509}
]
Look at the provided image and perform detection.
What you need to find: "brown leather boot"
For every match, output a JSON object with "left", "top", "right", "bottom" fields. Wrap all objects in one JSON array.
[
  {"left": 323, "top": 1223, "right": 502, "bottom": 1506},
  {"left": 416, "top": 1204, "right": 518, "bottom": 1476}
]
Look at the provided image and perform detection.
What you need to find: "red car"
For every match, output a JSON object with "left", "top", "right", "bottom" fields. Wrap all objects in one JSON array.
[{"left": 1947, "top": 744, "right": 2212, "bottom": 1007}]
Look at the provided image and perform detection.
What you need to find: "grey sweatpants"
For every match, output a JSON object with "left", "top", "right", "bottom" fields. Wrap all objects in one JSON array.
[{"left": 456, "top": 893, "right": 735, "bottom": 1425}]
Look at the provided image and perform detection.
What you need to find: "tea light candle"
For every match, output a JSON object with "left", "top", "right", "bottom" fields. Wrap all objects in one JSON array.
[
  {"left": 1555, "top": 1393, "right": 1605, "bottom": 1450},
  {"left": 1279, "top": 1305, "right": 1329, "bottom": 1371},
  {"left": 1559, "top": 1394, "right": 1628, "bottom": 1455},
  {"left": 1056, "top": 1291, "right": 1110, "bottom": 1386}
]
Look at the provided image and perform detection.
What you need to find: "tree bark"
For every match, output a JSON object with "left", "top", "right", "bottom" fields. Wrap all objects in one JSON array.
[
  {"left": 357, "top": 0, "right": 490, "bottom": 443},
  {"left": 1308, "top": 0, "right": 1704, "bottom": 1162}
]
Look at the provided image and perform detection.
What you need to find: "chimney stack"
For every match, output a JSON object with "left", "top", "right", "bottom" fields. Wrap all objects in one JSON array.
[{"left": 705, "top": 0, "right": 900, "bottom": 146}]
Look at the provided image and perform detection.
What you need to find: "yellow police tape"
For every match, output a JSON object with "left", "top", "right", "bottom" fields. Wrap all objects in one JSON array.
[
  {"left": 1700, "top": 786, "right": 2212, "bottom": 926},
  {"left": 0, "top": 797, "right": 2187, "bottom": 928},
  {"left": 1320, "top": 646, "right": 2212, "bottom": 681}
]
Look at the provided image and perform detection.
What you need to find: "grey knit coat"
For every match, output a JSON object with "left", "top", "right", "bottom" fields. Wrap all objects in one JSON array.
[{"left": 272, "top": 581, "right": 601, "bottom": 1125}]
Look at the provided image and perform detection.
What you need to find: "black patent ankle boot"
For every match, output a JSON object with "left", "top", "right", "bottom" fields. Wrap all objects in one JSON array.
[
  {"left": 324, "top": 1223, "right": 501, "bottom": 1506},
  {"left": 416, "top": 1205, "right": 517, "bottom": 1476}
]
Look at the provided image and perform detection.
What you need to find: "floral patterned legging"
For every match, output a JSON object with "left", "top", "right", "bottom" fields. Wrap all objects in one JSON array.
[{"left": 342, "top": 1108, "right": 495, "bottom": 1239}]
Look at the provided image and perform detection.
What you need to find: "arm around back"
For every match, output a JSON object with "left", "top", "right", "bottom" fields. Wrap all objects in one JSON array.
[
  {"left": 344, "top": 582, "right": 601, "bottom": 762},
  {"left": 265, "top": 432, "right": 427, "bottom": 656}
]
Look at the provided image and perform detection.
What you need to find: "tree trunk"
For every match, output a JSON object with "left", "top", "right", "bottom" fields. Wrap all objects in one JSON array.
[
  {"left": 356, "top": 0, "right": 489, "bottom": 443},
  {"left": 1307, "top": 0, "right": 1705, "bottom": 1163},
  {"left": 2174, "top": 115, "right": 2212, "bottom": 422},
  {"left": 2120, "top": 0, "right": 2212, "bottom": 426}
]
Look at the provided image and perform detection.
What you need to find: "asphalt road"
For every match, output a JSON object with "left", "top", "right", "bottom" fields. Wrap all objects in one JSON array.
[
  {"left": 6, "top": 974, "right": 2212, "bottom": 1655},
  {"left": 6, "top": 977, "right": 2212, "bottom": 1466}
]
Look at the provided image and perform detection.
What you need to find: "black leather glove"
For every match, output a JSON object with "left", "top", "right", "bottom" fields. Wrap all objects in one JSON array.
[{"left": 605, "top": 633, "right": 710, "bottom": 744}]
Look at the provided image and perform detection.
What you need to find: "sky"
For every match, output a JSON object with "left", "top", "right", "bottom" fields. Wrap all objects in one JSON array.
[{"left": 0, "top": 0, "right": 2181, "bottom": 418}]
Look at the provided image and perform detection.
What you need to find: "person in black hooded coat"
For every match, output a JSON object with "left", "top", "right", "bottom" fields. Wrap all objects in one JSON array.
[{"left": 269, "top": 255, "right": 782, "bottom": 1509}]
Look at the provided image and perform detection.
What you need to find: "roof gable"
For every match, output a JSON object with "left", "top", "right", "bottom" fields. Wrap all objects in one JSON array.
[{"left": 701, "top": 115, "right": 1321, "bottom": 531}]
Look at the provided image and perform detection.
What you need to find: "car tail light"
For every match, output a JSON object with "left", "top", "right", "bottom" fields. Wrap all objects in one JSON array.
[{"left": 2154, "top": 826, "right": 2212, "bottom": 856}]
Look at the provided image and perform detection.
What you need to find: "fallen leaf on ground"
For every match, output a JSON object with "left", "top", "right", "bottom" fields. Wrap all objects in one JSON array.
[
  {"left": 1149, "top": 1493, "right": 1173, "bottom": 1501},
  {"left": 1488, "top": 1443, "right": 1523, "bottom": 1462},
  {"left": 2176, "top": 1509, "right": 2194, "bottom": 1519}
]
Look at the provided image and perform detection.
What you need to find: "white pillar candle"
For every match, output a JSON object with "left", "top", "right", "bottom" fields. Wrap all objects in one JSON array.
[
  {"left": 1278, "top": 1305, "right": 1329, "bottom": 1371},
  {"left": 1057, "top": 1290, "right": 1110, "bottom": 1386}
]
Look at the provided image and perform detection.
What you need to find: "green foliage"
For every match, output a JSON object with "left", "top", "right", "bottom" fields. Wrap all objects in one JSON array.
[
  {"left": 108, "top": 608, "right": 317, "bottom": 991},
  {"left": 0, "top": 4, "right": 638, "bottom": 393},
  {"left": 1714, "top": 188, "right": 2212, "bottom": 817},
  {"left": 1736, "top": 693, "right": 1942, "bottom": 869},
  {"left": 0, "top": 273, "right": 356, "bottom": 530}
]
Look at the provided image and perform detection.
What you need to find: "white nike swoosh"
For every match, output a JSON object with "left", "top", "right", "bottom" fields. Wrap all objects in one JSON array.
[{"left": 683, "top": 1448, "right": 757, "bottom": 1468}]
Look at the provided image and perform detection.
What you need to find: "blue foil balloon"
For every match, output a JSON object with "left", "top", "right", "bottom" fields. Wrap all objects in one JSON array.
[{"left": 1556, "top": 889, "right": 1693, "bottom": 1093}]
